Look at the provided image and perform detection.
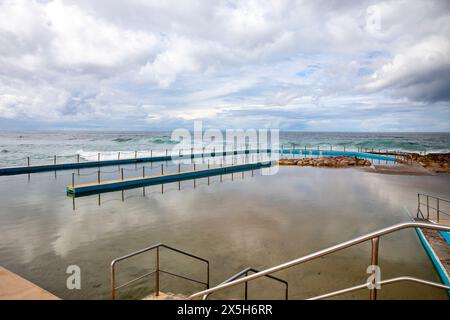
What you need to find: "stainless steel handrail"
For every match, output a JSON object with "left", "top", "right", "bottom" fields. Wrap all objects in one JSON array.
[
  {"left": 111, "top": 243, "right": 209, "bottom": 300},
  {"left": 417, "top": 193, "right": 450, "bottom": 223},
  {"left": 189, "top": 222, "right": 450, "bottom": 300},
  {"left": 204, "top": 267, "right": 288, "bottom": 300},
  {"left": 308, "top": 276, "right": 450, "bottom": 300}
]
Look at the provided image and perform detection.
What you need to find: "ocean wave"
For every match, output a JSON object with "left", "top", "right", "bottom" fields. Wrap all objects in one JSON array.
[
  {"left": 149, "top": 137, "right": 178, "bottom": 144},
  {"left": 110, "top": 135, "right": 179, "bottom": 145},
  {"left": 354, "top": 140, "right": 424, "bottom": 150},
  {"left": 112, "top": 137, "right": 135, "bottom": 143},
  {"left": 278, "top": 137, "right": 443, "bottom": 152}
]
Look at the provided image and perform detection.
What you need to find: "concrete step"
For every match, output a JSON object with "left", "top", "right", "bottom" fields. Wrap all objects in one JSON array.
[
  {"left": 142, "top": 292, "right": 188, "bottom": 300},
  {"left": 0, "top": 266, "right": 59, "bottom": 300}
]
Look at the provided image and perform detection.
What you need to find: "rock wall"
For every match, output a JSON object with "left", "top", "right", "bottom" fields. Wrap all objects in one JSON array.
[
  {"left": 407, "top": 153, "right": 450, "bottom": 173},
  {"left": 278, "top": 156, "right": 371, "bottom": 168}
]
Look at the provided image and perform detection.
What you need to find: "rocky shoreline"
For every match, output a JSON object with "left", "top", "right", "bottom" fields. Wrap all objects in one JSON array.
[
  {"left": 405, "top": 153, "right": 450, "bottom": 173},
  {"left": 278, "top": 156, "right": 371, "bottom": 168},
  {"left": 277, "top": 153, "right": 450, "bottom": 173}
]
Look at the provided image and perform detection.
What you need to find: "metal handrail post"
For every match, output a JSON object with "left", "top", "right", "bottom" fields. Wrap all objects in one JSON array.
[
  {"left": 437, "top": 199, "right": 440, "bottom": 223},
  {"left": 156, "top": 247, "right": 160, "bottom": 296},
  {"left": 111, "top": 263, "right": 116, "bottom": 300},
  {"left": 244, "top": 272, "right": 248, "bottom": 300},
  {"left": 207, "top": 262, "right": 210, "bottom": 289},
  {"left": 417, "top": 194, "right": 421, "bottom": 218},
  {"left": 370, "top": 237, "right": 379, "bottom": 300}
]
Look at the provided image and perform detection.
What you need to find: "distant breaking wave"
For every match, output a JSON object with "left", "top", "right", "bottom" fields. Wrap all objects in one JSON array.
[
  {"left": 76, "top": 149, "right": 168, "bottom": 161},
  {"left": 112, "top": 137, "right": 135, "bottom": 143},
  {"left": 150, "top": 137, "right": 178, "bottom": 144},
  {"left": 281, "top": 134, "right": 449, "bottom": 153},
  {"left": 112, "top": 136, "right": 178, "bottom": 145}
]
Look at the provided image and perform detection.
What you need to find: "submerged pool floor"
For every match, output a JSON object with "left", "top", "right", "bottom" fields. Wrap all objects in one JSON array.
[{"left": 0, "top": 160, "right": 449, "bottom": 300}]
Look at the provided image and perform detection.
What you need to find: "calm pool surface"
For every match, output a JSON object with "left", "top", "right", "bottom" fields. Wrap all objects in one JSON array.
[{"left": 0, "top": 161, "right": 449, "bottom": 300}]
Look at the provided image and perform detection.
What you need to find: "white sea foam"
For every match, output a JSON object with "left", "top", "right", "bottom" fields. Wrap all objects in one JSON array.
[{"left": 76, "top": 149, "right": 168, "bottom": 161}]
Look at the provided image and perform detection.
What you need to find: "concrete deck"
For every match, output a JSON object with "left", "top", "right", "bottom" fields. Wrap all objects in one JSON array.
[
  {"left": 0, "top": 266, "right": 59, "bottom": 300},
  {"left": 362, "top": 164, "right": 436, "bottom": 176}
]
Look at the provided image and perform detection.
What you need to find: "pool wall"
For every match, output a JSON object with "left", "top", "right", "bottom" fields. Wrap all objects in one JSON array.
[{"left": 0, "top": 149, "right": 397, "bottom": 176}]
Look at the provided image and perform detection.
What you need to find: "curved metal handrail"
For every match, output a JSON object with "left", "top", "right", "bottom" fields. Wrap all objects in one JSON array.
[
  {"left": 204, "top": 267, "right": 288, "bottom": 300},
  {"left": 111, "top": 243, "right": 209, "bottom": 300},
  {"left": 189, "top": 222, "right": 450, "bottom": 300},
  {"left": 308, "top": 276, "right": 450, "bottom": 300}
]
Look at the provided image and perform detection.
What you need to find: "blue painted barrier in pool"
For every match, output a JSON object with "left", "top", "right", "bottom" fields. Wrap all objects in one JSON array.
[
  {"left": 67, "top": 161, "right": 272, "bottom": 197},
  {"left": 279, "top": 149, "right": 397, "bottom": 161},
  {"left": 415, "top": 227, "right": 450, "bottom": 296},
  {"left": 0, "top": 150, "right": 267, "bottom": 176},
  {"left": 440, "top": 231, "right": 450, "bottom": 245},
  {"left": 1, "top": 149, "right": 397, "bottom": 176}
]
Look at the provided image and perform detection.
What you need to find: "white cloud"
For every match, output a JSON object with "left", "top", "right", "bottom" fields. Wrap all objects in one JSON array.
[
  {"left": 137, "top": 36, "right": 206, "bottom": 88},
  {"left": 364, "top": 36, "right": 450, "bottom": 101},
  {"left": 0, "top": 0, "right": 449, "bottom": 130},
  {"left": 45, "top": 0, "right": 158, "bottom": 69}
]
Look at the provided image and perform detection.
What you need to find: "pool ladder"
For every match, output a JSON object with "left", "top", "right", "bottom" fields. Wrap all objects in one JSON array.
[
  {"left": 111, "top": 222, "right": 450, "bottom": 300},
  {"left": 110, "top": 243, "right": 288, "bottom": 300},
  {"left": 111, "top": 243, "right": 210, "bottom": 300}
]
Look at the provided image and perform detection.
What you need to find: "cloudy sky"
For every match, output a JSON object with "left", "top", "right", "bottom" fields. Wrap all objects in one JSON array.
[{"left": 0, "top": 0, "right": 449, "bottom": 131}]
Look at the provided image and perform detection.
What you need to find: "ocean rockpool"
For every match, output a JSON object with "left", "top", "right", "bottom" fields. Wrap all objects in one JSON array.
[{"left": 0, "top": 161, "right": 449, "bottom": 300}]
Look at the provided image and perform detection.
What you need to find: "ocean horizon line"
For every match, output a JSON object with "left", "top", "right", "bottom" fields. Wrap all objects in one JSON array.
[{"left": 1, "top": 129, "right": 450, "bottom": 134}]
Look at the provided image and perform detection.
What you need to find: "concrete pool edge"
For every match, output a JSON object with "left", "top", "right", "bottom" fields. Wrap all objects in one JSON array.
[
  {"left": 415, "top": 227, "right": 450, "bottom": 296},
  {"left": 0, "top": 266, "right": 60, "bottom": 300}
]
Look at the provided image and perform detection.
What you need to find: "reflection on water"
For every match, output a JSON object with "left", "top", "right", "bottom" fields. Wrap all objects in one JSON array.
[{"left": 0, "top": 163, "right": 449, "bottom": 300}]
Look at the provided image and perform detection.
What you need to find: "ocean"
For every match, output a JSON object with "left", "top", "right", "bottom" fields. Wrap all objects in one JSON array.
[{"left": 0, "top": 131, "right": 449, "bottom": 166}]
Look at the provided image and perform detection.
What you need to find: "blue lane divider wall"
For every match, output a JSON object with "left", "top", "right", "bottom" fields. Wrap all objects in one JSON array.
[
  {"left": 67, "top": 161, "right": 272, "bottom": 197},
  {"left": 279, "top": 149, "right": 396, "bottom": 161},
  {"left": 0, "top": 150, "right": 263, "bottom": 176},
  {"left": 1, "top": 149, "right": 397, "bottom": 176}
]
